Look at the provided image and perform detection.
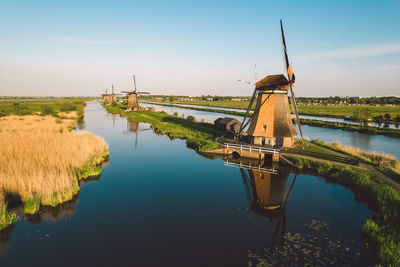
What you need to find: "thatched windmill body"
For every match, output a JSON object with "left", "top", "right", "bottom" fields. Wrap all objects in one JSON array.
[
  {"left": 238, "top": 20, "right": 303, "bottom": 148},
  {"left": 109, "top": 84, "right": 122, "bottom": 104},
  {"left": 121, "top": 75, "right": 150, "bottom": 111},
  {"left": 101, "top": 88, "right": 111, "bottom": 105}
]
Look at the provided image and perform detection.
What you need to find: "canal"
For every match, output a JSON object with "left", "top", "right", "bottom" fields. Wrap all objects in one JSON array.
[{"left": 0, "top": 102, "right": 378, "bottom": 266}]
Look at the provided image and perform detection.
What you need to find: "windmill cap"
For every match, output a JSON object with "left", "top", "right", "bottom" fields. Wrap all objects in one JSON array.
[{"left": 256, "top": 74, "right": 289, "bottom": 91}]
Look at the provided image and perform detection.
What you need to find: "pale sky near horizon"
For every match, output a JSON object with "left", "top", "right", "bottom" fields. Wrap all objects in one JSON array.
[{"left": 0, "top": 0, "right": 399, "bottom": 97}]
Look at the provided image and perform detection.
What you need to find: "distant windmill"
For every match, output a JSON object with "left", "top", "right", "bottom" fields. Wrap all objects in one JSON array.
[
  {"left": 109, "top": 84, "right": 123, "bottom": 104},
  {"left": 238, "top": 20, "right": 303, "bottom": 147},
  {"left": 121, "top": 75, "right": 150, "bottom": 111},
  {"left": 122, "top": 120, "right": 151, "bottom": 148},
  {"left": 101, "top": 88, "right": 111, "bottom": 105}
]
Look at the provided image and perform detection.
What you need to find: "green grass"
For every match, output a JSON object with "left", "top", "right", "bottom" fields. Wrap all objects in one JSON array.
[
  {"left": 23, "top": 197, "right": 41, "bottom": 214},
  {"left": 0, "top": 206, "right": 17, "bottom": 231},
  {"left": 105, "top": 104, "right": 224, "bottom": 152},
  {"left": 284, "top": 155, "right": 400, "bottom": 265},
  {"left": 300, "top": 119, "right": 400, "bottom": 138}
]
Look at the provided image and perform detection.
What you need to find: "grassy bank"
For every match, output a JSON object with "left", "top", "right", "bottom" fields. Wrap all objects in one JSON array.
[
  {"left": 300, "top": 119, "right": 400, "bottom": 138},
  {"left": 105, "top": 104, "right": 223, "bottom": 152},
  {"left": 283, "top": 154, "right": 400, "bottom": 265},
  {"left": 0, "top": 112, "right": 109, "bottom": 229}
]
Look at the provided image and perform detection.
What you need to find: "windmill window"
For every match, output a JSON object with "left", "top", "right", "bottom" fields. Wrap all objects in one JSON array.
[{"left": 263, "top": 125, "right": 267, "bottom": 130}]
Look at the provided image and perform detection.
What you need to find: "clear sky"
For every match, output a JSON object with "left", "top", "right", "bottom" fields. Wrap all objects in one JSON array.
[{"left": 0, "top": 0, "right": 399, "bottom": 97}]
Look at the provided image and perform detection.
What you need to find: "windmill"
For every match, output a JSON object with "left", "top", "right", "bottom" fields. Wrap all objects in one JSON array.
[
  {"left": 122, "top": 120, "right": 151, "bottom": 148},
  {"left": 101, "top": 88, "right": 111, "bottom": 105},
  {"left": 109, "top": 84, "right": 123, "bottom": 104},
  {"left": 238, "top": 20, "right": 303, "bottom": 147},
  {"left": 121, "top": 75, "right": 150, "bottom": 111}
]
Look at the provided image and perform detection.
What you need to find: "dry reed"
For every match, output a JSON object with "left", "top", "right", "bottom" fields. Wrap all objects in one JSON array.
[
  {"left": 0, "top": 114, "right": 108, "bottom": 212},
  {"left": 329, "top": 142, "right": 399, "bottom": 170}
]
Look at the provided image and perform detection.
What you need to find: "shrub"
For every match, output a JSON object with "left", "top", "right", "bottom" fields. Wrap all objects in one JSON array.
[
  {"left": 187, "top": 115, "right": 196, "bottom": 122},
  {"left": 60, "top": 103, "right": 76, "bottom": 112},
  {"left": 41, "top": 105, "right": 54, "bottom": 115}
]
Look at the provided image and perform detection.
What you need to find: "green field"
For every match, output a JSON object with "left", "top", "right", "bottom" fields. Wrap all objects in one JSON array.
[
  {"left": 0, "top": 99, "right": 87, "bottom": 118},
  {"left": 144, "top": 99, "right": 400, "bottom": 121}
]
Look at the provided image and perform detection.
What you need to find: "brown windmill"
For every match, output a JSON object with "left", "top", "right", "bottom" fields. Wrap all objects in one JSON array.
[
  {"left": 238, "top": 20, "right": 303, "bottom": 148},
  {"left": 109, "top": 84, "right": 122, "bottom": 104},
  {"left": 121, "top": 75, "right": 150, "bottom": 111},
  {"left": 101, "top": 88, "right": 111, "bottom": 105}
]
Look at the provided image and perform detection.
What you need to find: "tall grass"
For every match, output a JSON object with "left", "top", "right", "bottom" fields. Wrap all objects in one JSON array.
[
  {"left": 312, "top": 140, "right": 399, "bottom": 171},
  {"left": 0, "top": 114, "right": 108, "bottom": 226}
]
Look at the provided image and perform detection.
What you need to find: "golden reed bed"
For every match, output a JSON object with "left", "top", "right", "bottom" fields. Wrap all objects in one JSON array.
[{"left": 0, "top": 114, "right": 108, "bottom": 226}]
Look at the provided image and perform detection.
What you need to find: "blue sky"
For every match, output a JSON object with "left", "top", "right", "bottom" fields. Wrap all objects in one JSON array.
[{"left": 0, "top": 0, "right": 399, "bottom": 96}]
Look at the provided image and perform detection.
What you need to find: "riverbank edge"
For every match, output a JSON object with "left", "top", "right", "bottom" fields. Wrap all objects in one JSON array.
[
  {"left": 281, "top": 154, "right": 400, "bottom": 265},
  {"left": 142, "top": 101, "right": 400, "bottom": 138},
  {"left": 104, "top": 104, "right": 224, "bottom": 152}
]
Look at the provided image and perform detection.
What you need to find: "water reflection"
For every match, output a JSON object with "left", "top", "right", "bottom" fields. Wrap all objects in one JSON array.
[
  {"left": 122, "top": 121, "right": 152, "bottom": 148},
  {"left": 225, "top": 157, "right": 296, "bottom": 248}
]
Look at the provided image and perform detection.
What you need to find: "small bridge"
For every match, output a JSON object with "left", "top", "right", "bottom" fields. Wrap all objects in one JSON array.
[{"left": 224, "top": 143, "right": 280, "bottom": 161}]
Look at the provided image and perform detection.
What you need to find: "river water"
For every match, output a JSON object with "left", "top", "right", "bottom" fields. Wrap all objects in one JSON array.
[
  {"left": 141, "top": 102, "right": 400, "bottom": 160},
  {"left": 0, "top": 102, "right": 378, "bottom": 266}
]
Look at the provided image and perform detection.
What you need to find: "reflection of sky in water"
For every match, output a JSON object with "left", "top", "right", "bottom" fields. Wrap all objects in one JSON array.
[
  {"left": 0, "top": 101, "right": 377, "bottom": 266},
  {"left": 142, "top": 102, "right": 400, "bottom": 160}
]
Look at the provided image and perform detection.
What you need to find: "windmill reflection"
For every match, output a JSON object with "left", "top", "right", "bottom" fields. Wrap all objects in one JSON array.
[
  {"left": 226, "top": 157, "right": 297, "bottom": 248},
  {"left": 122, "top": 120, "right": 151, "bottom": 148}
]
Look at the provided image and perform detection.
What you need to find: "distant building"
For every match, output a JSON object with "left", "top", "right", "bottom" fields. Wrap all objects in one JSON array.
[{"left": 214, "top": 117, "right": 241, "bottom": 134}]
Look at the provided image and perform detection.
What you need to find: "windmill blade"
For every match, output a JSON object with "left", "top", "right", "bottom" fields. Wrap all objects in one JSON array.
[
  {"left": 240, "top": 89, "right": 276, "bottom": 132},
  {"left": 282, "top": 173, "right": 297, "bottom": 210},
  {"left": 239, "top": 87, "right": 258, "bottom": 133},
  {"left": 280, "top": 20, "right": 290, "bottom": 78},
  {"left": 121, "top": 90, "right": 135, "bottom": 94},
  {"left": 112, "top": 84, "right": 115, "bottom": 94},
  {"left": 290, "top": 85, "right": 304, "bottom": 141},
  {"left": 133, "top": 75, "right": 137, "bottom": 92},
  {"left": 237, "top": 80, "right": 255, "bottom": 85},
  {"left": 254, "top": 63, "right": 257, "bottom": 82},
  {"left": 136, "top": 92, "right": 150, "bottom": 94}
]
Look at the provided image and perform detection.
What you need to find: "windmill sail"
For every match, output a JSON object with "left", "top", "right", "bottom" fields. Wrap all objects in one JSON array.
[{"left": 280, "top": 20, "right": 303, "bottom": 142}]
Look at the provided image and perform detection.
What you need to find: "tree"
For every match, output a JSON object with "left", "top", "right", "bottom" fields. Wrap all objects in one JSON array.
[
  {"left": 352, "top": 107, "right": 371, "bottom": 125},
  {"left": 169, "top": 96, "right": 174, "bottom": 103}
]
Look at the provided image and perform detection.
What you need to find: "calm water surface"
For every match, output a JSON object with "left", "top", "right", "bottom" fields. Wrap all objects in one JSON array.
[{"left": 0, "top": 102, "right": 378, "bottom": 266}]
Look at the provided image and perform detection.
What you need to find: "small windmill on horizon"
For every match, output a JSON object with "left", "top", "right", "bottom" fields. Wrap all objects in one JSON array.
[
  {"left": 121, "top": 75, "right": 150, "bottom": 111},
  {"left": 109, "top": 84, "right": 123, "bottom": 104},
  {"left": 101, "top": 88, "right": 111, "bottom": 105},
  {"left": 237, "top": 20, "right": 303, "bottom": 148}
]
